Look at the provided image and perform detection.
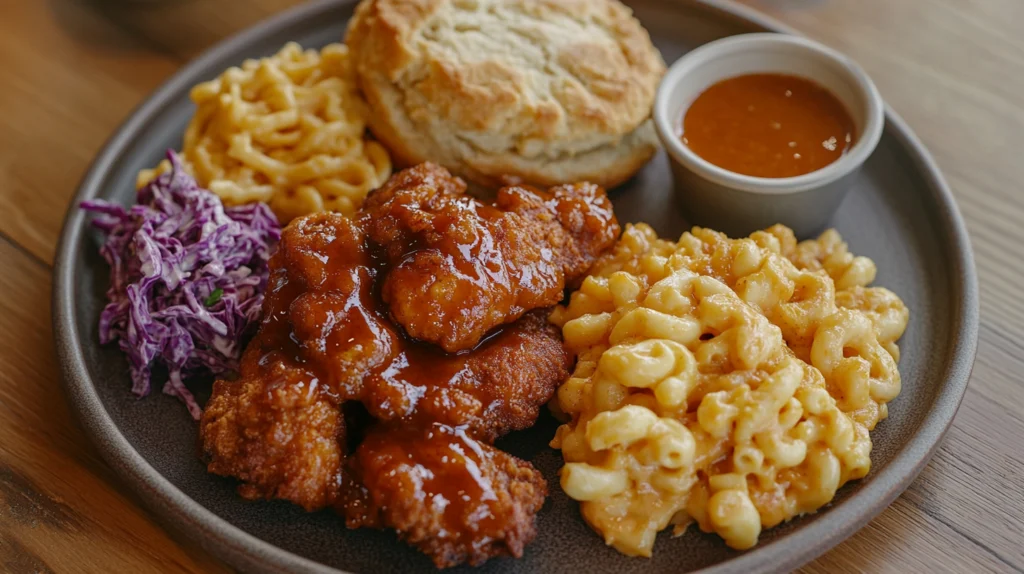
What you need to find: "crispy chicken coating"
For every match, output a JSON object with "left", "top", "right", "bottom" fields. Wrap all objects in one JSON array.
[
  {"left": 361, "top": 162, "right": 620, "bottom": 352},
  {"left": 199, "top": 164, "right": 620, "bottom": 568},
  {"left": 200, "top": 344, "right": 345, "bottom": 511},
  {"left": 340, "top": 423, "right": 547, "bottom": 568},
  {"left": 200, "top": 210, "right": 568, "bottom": 511},
  {"left": 266, "top": 212, "right": 572, "bottom": 440},
  {"left": 200, "top": 213, "right": 372, "bottom": 511},
  {"left": 361, "top": 311, "right": 570, "bottom": 441}
]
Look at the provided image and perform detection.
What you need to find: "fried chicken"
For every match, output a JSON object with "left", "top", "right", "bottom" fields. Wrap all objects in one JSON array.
[
  {"left": 361, "top": 311, "right": 570, "bottom": 441},
  {"left": 265, "top": 212, "right": 571, "bottom": 440},
  {"left": 277, "top": 214, "right": 395, "bottom": 400},
  {"left": 200, "top": 208, "right": 566, "bottom": 504},
  {"left": 200, "top": 344, "right": 345, "bottom": 511},
  {"left": 200, "top": 213, "right": 371, "bottom": 510},
  {"left": 199, "top": 164, "right": 621, "bottom": 568},
  {"left": 361, "top": 162, "right": 620, "bottom": 352},
  {"left": 339, "top": 423, "right": 547, "bottom": 569}
]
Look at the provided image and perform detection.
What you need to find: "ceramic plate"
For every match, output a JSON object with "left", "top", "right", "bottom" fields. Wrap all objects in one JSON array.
[{"left": 53, "top": 1, "right": 979, "bottom": 572}]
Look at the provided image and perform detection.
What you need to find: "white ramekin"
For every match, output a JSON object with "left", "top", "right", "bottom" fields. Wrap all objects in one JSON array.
[{"left": 653, "top": 33, "right": 885, "bottom": 237}]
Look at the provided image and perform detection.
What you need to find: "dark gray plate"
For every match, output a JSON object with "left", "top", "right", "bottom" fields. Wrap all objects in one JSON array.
[{"left": 52, "top": 1, "right": 979, "bottom": 572}]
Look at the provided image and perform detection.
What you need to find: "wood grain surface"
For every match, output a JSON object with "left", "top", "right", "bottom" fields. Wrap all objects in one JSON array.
[{"left": 1, "top": 0, "right": 1020, "bottom": 572}]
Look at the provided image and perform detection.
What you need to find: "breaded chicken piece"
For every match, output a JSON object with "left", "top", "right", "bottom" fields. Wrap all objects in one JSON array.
[
  {"left": 199, "top": 213, "right": 371, "bottom": 510},
  {"left": 201, "top": 211, "right": 568, "bottom": 514},
  {"left": 273, "top": 213, "right": 395, "bottom": 400},
  {"left": 361, "top": 163, "right": 620, "bottom": 352},
  {"left": 271, "top": 212, "right": 571, "bottom": 441},
  {"left": 200, "top": 166, "right": 618, "bottom": 567},
  {"left": 200, "top": 344, "right": 345, "bottom": 511},
  {"left": 340, "top": 423, "right": 547, "bottom": 568},
  {"left": 361, "top": 310, "right": 570, "bottom": 441}
]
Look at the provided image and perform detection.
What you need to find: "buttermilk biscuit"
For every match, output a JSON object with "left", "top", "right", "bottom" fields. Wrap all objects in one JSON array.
[{"left": 346, "top": 0, "right": 665, "bottom": 188}]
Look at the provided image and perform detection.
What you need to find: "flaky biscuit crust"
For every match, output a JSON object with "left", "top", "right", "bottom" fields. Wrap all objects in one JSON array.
[{"left": 346, "top": 0, "right": 665, "bottom": 187}]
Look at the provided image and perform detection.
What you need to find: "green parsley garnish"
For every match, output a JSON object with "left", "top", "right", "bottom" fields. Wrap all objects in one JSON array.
[{"left": 204, "top": 288, "right": 224, "bottom": 307}]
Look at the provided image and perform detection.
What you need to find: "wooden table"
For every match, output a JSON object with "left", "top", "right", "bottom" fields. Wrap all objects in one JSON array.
[{"left": 2, "top": 0, "right": 1021, "bottom": 572}]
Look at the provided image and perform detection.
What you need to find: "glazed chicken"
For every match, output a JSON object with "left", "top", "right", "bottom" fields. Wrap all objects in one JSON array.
[
  {"left": 360, "top": 310, "right": 571, "bottom": 441},
  {"left": 340, "top": 423, "right": 547, "bottom": 568},
  {"left": 199, "top": 215, "right": 365, "bottom": 512},
  {"left": 362, "top": 163, "right": 620, "bottom": 352},
  {"left": 199, "top": 164, "right": 620, "bottom": 567}
]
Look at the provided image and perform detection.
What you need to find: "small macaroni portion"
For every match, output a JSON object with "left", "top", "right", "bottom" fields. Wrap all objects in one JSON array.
[
  {"left": 549, "top": 223, "right": 908, "bottom": 556},
  {"left": 140, "top": 42, "right": 391, "bottom": 223}
]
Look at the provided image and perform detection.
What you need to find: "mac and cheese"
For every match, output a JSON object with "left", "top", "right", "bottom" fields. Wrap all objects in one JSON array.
[
  {"left": 550, "top": 223, "right": 908, "bottom": 556},
  {"left": 139, "top": 42, "right": 391, "bottom": 223}
]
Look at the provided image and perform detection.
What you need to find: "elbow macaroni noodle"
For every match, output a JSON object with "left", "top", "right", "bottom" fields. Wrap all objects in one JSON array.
[
  {"left": 138, "top": 42, "right": 391, "bottom": 223},
  {"left": 549, "top": 223, "right": 909, "bottom": 556}
]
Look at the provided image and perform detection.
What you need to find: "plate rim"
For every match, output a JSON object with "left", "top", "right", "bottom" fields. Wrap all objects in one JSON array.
[{"left": 51, "top": 1, "right": 980, "bottom": 572}]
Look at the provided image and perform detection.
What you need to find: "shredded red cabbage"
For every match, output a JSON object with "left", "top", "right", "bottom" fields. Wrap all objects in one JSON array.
[{"left": 81, "top": 151, "right": 280, "bottom": 419}]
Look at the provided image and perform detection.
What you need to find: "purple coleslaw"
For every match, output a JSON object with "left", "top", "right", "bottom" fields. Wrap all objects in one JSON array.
[{"left": 81, "top": 151, "right": 280, "bottom": 419}]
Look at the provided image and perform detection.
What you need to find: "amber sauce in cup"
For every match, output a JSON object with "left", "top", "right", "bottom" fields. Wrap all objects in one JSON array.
[{"left": 680, "top": 73, "right": 855, "bottom": 178}]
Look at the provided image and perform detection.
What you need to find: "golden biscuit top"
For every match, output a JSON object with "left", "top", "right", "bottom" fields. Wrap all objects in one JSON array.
[{"left": 346, "top": 0, "right": 665, "bottom": 156}]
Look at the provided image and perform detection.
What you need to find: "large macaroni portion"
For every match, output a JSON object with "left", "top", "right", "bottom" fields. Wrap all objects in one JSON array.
[
  {"left": 550, "top": 224, "right": 908, "bottom": 556},
  {"left": 141, "top": 42, "right": 391, "bottom": 223}
]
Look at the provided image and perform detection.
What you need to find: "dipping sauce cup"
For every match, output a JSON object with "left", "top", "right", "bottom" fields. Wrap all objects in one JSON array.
[{"left": 654, "top": 33, "right": 884, "bottom": 237}]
